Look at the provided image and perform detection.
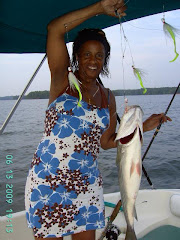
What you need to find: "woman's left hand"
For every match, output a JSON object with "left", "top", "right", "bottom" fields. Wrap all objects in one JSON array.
[
  {"left": 101, "top": 0, "right": 127, "bottom": 17},
  {"left": 143, "top": 113, "right": 172, "bottom": 132}
]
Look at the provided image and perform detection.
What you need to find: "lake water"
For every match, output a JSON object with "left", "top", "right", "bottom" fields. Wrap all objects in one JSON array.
[{"left": 0, "top": 94, "right": 179, "bottom": 216}]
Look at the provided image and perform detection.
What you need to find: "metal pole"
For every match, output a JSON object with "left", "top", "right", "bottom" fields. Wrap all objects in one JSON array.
[{"left": 0, "top": 54, "right": 47, "bottom": 135}]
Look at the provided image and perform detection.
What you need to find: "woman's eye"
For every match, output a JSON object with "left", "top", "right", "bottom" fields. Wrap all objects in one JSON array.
[
  {"left": 84, "top": 52, "right": 90, "bottom": 57},
  {"left": 96, "top": 53, "right": 104, "bottom": 59}
]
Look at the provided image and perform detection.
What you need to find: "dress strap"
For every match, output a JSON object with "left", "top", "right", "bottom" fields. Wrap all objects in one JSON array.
[{"left": 107, "top": 88, "right": 110, "bottom": 107}]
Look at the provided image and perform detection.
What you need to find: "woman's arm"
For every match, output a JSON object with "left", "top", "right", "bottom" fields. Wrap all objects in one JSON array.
[
  {"left": 47, "top": 2, "right": 103, "bottom": 104},
  {"left": 143, "top": 113, "right": 172, "bottom": 132},
  {"left": 46, "top": 0, "right": 126, "bottom": 105}
]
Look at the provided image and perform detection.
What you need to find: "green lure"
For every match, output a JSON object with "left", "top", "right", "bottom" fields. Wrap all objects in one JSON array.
[
  {"left": 162, "top": 18, "right": 179, "bottom": 62},
  {"left": 132, "top": 66, "right": 147, "bottom": 94},
  {"left": 68, "top": 67, "right": 82, "bottom": 107}
]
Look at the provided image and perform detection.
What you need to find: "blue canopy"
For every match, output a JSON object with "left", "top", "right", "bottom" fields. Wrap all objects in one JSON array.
[{"left": 0, "top": 0, "right": 180, "bottom": 53}]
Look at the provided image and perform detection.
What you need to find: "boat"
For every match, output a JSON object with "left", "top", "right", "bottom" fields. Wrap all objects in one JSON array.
[
  {"left": 0, "top": 1, "right": 180, "bottom": 239},
  {"left": 1, "top": 189, "right": 180, "bottom": 239}
]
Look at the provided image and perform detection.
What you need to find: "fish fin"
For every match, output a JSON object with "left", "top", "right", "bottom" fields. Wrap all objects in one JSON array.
[
  {"left": 134, "top": 206, "right": 138, "bottom": 221},
  {"left": 125, "top": 226, "right": 137, "bottom": 240}
]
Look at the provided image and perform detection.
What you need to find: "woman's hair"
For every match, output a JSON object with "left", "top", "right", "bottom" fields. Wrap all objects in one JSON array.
[{"left": 71, "top": 28, "right": 111, "bottom": 76}]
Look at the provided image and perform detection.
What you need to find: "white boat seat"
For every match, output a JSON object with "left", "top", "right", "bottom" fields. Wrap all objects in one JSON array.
[{"left": 170, "top": 194, "right": 180, "bottom": 217}]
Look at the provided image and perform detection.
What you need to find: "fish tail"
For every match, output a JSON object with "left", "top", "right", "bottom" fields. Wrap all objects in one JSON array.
[{"left": 125, "top": 226, "right": 137, "bottom": 240}]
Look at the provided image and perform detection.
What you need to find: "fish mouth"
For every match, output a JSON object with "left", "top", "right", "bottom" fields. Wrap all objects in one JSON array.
[{"left": 119, "top": 127, "right": 142, "bottom": 144}]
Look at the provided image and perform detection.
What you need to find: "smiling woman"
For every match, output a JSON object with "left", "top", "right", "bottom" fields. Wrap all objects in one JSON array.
[
  {"left": 71, "top": 28, "right": 111, "bottom": 77},
  {"left": 25, "top": 1, "right": 124, "bottom": 239},
  {"left": 24, "top": 1, "right": 171, "bottom": 240},
  {"left": 76, "top": 40, "right": 105, "bottom": 80},
  {"left": 74, "top": 39, "right": 107, "bottom": 106}
]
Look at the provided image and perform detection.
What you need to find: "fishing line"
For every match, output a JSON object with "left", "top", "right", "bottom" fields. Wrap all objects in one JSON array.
[
  {"left": 120, "top": 25, "right": 146, "bottom": 92},
  {"left": 117, "top": 11, "right": 147, "bottom": 94},
  {"left": 115, "top": 0, "right": 133, "bottom": 101},
  {"left": 115, "top": 8, "right": 153, "bottom": 189},
  {"left": 120, "top": 20, "right": 126, "bottom": 99},
  {"left": 123, "top": 0, "right": 131, "bottom": 8},
  {"left": 124, "top": 22, "right": 163, "bottom": 31},
  {"left": 123, "top": 5, "right": 180, "bottom": 32},
  {"left": 123, "top": 16, "right": 163, "bottom": 32},
  {"left": 121, "top": 24, "right": 135, "bottom": 65},
  {"left": 116, "top": 11, "right": 129, "bottom": 107}
]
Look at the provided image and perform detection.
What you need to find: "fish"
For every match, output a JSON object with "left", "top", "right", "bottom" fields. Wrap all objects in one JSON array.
[{"left": 115, "top": 105, "right": 143, "bottom": 240}]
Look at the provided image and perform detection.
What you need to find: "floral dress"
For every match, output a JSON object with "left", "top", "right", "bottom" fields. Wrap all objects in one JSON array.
[{"left": 25, "top": 86, "right": 110, "bottom": 238}]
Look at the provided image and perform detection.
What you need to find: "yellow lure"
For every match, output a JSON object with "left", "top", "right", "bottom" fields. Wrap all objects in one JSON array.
[
  {"left": 132, "top": 66, "right": 147, "bottom": 94},
  {"left": 68, "top": 67, "right": 82, "bottom": 107}
]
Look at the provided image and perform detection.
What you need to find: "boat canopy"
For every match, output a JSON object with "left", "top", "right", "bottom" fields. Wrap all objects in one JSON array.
[{"left": 0, "top": 0, "right": 180, "bottom": 53}]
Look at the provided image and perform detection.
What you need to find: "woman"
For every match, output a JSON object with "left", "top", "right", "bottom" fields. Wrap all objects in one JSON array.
[{"left": 25, "top": 0, "right": 171, "bottom": 239}]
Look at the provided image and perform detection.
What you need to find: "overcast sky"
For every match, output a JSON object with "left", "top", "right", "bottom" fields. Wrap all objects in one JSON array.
[{"left": 0, "top": 10, "right": 180, "bottom": 97}]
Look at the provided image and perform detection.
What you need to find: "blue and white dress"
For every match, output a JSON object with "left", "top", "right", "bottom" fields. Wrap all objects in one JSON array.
[{"left": 25, "top": 85, "right": 110, "bottom": 238}]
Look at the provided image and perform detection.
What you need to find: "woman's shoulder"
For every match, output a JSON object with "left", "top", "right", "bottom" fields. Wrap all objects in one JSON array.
[
  {"left": 100, "top": 84, "right": 115, "bottom": 100},
  {"left": 99, "top": 84, "right": 116, "bottom": 110}
]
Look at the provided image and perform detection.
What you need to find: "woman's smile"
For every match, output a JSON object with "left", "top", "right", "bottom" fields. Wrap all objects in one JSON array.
[{"left": 77, "top": 40, "right": 105, "bottom": 81}]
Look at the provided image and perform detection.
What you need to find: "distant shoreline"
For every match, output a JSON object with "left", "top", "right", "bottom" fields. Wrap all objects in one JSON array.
[{"left": 0, "top": 87, "right": 179, "bottom": 100}]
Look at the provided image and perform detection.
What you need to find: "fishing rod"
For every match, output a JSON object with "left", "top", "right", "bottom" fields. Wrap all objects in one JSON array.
[
  {"left": 0, "top": 54, "right": 47, "bottom": 135},
  {"left": 133, "top": 83, "right": 179, "bottom": 196},
  {"left": 98, "top": 199, "right": 122, "bottom": 240},
  {"left": 142, "top": 82, "right": 180, "bottom": 163}
]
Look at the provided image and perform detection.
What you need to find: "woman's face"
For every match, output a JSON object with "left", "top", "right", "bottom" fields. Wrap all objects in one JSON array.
[{"left": 77, "top": 40, "right": 105, "bottom": 81}]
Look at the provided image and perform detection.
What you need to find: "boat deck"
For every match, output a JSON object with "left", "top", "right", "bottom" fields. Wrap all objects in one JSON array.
[{"left": 1, "top": 189, "right": 180, "bottom": 240}]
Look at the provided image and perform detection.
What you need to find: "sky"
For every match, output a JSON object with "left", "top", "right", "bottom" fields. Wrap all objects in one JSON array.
[{"left": 0, "top": 10, "right": 180, "bottom": 97}]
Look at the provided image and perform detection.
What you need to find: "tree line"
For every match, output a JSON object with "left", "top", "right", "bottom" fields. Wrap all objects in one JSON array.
[
  {"left": 0, "top": 88, "right": 179, "bottom": 100},
  {"left": 112, "top": 87, "right": 180, "bottom": 96}
]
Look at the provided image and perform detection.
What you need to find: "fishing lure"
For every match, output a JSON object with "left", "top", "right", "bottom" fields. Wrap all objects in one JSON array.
[
  {"left": 132, "top": 66, "right": 147, "bottom": 94},
  {"left": 68, "top": 67, "right": 82, "bottom": 107},
  {"left": 161, "top": 18, "right": 179, "bottom": 62}
]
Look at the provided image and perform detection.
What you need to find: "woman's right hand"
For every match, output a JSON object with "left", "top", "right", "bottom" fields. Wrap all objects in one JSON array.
[{"left": 101, "top": 0, "right": 127, "bottom": 17}]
